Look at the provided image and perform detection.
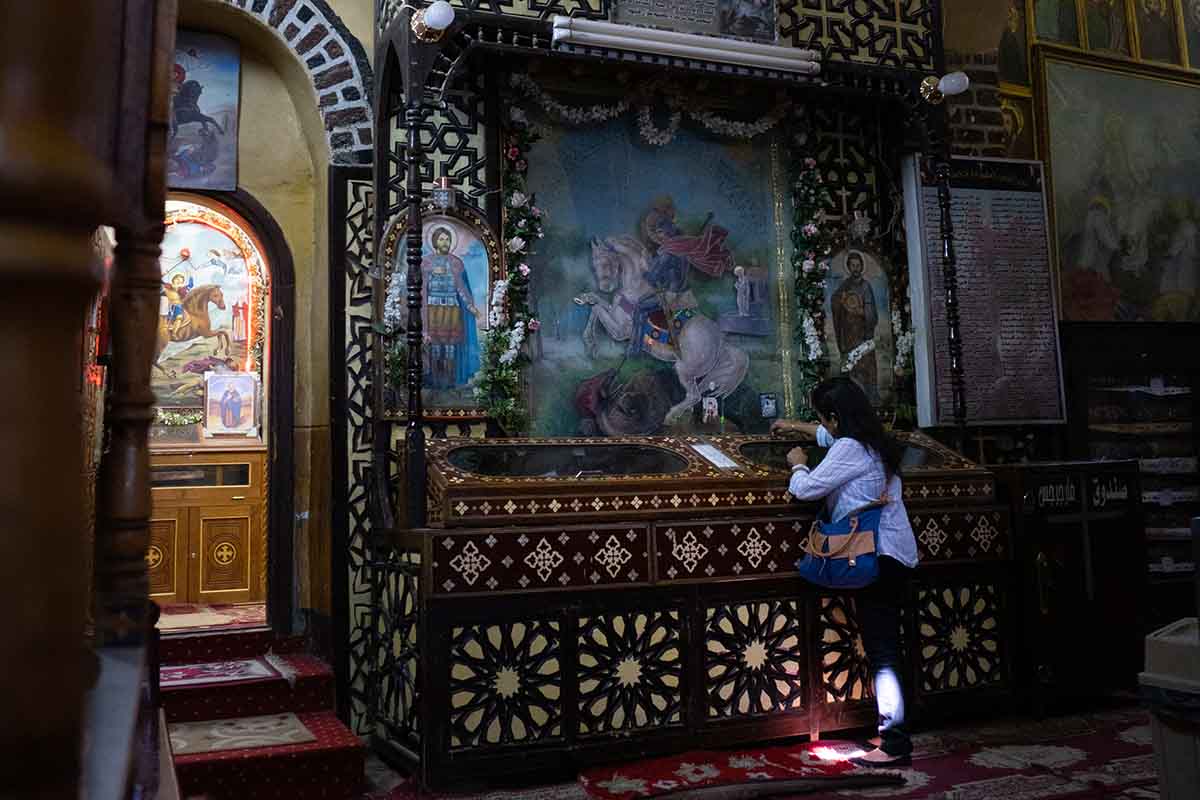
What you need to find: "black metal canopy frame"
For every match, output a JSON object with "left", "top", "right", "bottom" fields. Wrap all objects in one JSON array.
[{"left": 371, "top": 7, "right": 968, "bottom": 530}]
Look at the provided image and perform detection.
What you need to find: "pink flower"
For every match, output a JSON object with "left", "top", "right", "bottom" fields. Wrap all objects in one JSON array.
[
  {"left": 506, "top": 145, "right": 520, "bottom": 161},
  {"left": 518, "top": 264, "right": 531, "bottom": 276},
  {"left": 528, "top": 319, "right": 541, "bottom": 331},
  {"left": 515, "top": 160, "right": 527, "bottom": 172},
  {"left": 804, "top": 157, "right": 817, "bottom": 168},
  {"left": 803, "top": 223, "right": 819, "bottom": 237},
  {"left": 531, "top": 206, "right": 543, "bottom": 218}
]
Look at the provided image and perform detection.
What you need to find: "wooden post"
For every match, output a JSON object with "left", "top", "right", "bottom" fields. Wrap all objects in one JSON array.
[
  {"left": 0, "top": 1, "right": 110, "bottom": 792},
  {"left": 404, "top": 100, "right": 428, "bottom": 528}
]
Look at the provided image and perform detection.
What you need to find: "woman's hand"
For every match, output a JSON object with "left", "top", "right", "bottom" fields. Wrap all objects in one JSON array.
[
  {"left": 772, "top": 419, "right": 819, "bottom": 437},
  {"left": 786, "top": 446, "right": 808, "bottom": 468}
]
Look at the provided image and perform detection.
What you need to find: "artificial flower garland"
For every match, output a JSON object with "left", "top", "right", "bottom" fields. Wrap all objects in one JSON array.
[
  {"left": 156, "top": 408, "right": 203, "bottom": 427},
  {"left": 511, "top": 74, "right": 787, "bottom": 147},
  {"left": 791, "top": 155, "right": 834, "bottom": 417},
  {"left": 472, "top": 105, "right": 544, "bottom": 435},
  {"left": 843, "top": 339, "right": 876, "bottom": 372}
]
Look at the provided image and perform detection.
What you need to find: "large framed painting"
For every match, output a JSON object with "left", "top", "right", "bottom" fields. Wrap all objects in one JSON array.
[
  {"left": 1041, "top": 50, "right": 1200, "bottom": 321},
  {"left": 524, "top": 115, "right": 793, "bottom": 437},
  {"left": 380, "top": 204, "right": 503, "bottom": 418},
  {"left": 169, "top": 31, "right": 240, "bottom": 191},
  {"left": 153, "top": 196, "right": 270, "bottom": 445}
]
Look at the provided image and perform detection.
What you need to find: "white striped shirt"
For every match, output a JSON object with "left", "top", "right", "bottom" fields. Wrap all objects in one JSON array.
[{"left": 787, "top": 437, "right": 919, "bottom": 568}]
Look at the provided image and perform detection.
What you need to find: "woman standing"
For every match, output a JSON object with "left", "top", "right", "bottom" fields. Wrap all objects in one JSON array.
[{"left": 772, "top": 376, "right": 918, "bottom": 767}]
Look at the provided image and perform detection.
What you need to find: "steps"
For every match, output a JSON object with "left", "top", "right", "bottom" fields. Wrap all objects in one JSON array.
[
  {"left": 162, "top": 653, "right": 334, "bottom": 722},
  {"left": 173, "top": 711, "right": 364, "bottom": 800},
  {"left": 161, "top": 632, "right": 364, "bottom": 799}
]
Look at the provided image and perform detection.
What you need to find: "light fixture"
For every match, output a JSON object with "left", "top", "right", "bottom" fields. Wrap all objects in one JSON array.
[
  {"left": 920, "top": 71, "right": 970, "bottom": 105},
  {"left": 431, "top": 176, "right": 457, "bottom": 210},
  {"left": 551, "top": 16, "right": 821, "bottom": 75},
  {"left": 410, "top": 0, "right": 455, "bottom": 43}
]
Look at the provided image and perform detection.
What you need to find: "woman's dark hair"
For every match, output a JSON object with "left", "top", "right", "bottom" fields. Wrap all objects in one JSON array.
[{"left": 811, "top": 376, "right": 902, "bottom": 479}]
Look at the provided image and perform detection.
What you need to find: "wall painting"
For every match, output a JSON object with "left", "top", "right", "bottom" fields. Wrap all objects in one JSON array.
[
  {"left": 525, "top": 117, "right": 792, "bottom": 437},
  {"left": 823, "top": 247, "right": 895, "bottom": 407},
  {"left": 1044, "top": 55, "right": 1200, "bottom": 321},
  {"left": 151, "top": 198, "right": 269, "bottom": 445},
  {"left": 169, "top": 31, "right": 240, "bottom": 191}
]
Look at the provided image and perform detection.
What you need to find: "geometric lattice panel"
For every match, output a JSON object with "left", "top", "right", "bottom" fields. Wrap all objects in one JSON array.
[
  {"left": 336, "top": 170, "right": 376, "bottom": 735},
  {"left": 376, "top": 551, "right": 421, "bottom": 749},
  {"left": 818, "top": 594, "right": 874, "bottom": 704},
  {"left": 917, "top": 583, "right": 1005, "bottom": 694},
  {"left": 777, "top": 0, "right": 938, "bottom": 71},
  {"left": 705, "top": 600, "right": 806, "bottom": 718},
  {"left": 578, "top": 611, "right": 684, "bottom": 736},
  {"left": 449, "top": 619, "right": 563, "bottom": 748}
]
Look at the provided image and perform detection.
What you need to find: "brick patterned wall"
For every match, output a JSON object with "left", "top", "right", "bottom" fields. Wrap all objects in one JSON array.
[
  {"left": 944, "top": 52, "right": 1006, "bottom": 158},
  {"left": 224, "top": 0, "right": 373, "bottom": 163}
]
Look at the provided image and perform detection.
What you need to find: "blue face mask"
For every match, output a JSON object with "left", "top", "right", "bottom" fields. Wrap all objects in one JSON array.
[{"left": 816, "top": 424, "right": 835, "bottom": 448}]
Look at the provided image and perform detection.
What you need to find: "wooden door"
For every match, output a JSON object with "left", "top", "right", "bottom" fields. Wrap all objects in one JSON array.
[
  {"left": 147, "top": 507, "right": 189, "bottom": 606},
  {"left": 190, "top": 504, "right": 262, "bottom": 605}
]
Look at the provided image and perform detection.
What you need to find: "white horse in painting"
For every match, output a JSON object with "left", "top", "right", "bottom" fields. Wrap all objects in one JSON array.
[{"left": 574, "top": 235, "right": 748, "bottom": 424}]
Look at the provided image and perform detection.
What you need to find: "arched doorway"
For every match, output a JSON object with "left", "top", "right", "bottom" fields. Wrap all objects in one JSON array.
[{"left": 148, "top": 191, "right": 295, "bottom": 634}]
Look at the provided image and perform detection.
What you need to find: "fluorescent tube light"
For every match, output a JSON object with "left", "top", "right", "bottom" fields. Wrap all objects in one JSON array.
[{"left": 551, "top": 16, "right": 821, "bottom": 75}]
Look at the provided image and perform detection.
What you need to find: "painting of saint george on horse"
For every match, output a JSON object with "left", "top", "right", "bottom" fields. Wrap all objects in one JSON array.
[
  {"left": 168, "top": 31, "right": 239, "bottom": 190},
  {"left": 154, "top": 200, "right": 264, "bottom": 409}
]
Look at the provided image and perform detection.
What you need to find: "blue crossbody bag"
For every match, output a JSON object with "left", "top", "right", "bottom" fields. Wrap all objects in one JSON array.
[{"left": 795, "top": 495, "right": 888, "bottom": 590}]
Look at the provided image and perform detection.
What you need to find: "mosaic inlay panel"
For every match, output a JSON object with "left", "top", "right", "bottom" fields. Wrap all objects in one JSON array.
[
  {"left": 654, "top": 517, "right": 812, "bottom": 582},
  {"left": 432, "top": 526, "right": 652, "bottom": 594},
  {"left": 910, "top": 509, "right": 1008, "bottom": 562}
]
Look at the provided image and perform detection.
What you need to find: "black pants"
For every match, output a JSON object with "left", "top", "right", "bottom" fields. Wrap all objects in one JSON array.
[{"left": 855, "top": 556, "right": 912, "bottom": 756}]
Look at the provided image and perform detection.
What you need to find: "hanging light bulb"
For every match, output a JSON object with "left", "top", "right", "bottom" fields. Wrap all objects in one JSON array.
[
  {"left": 920, "top": 71, "right": 971, "bottom": 105},
  {"left": 411, "top": 0, "right": 455, "bottom": 43}
]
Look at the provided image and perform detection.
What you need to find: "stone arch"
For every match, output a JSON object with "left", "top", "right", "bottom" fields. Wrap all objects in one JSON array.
[{"left": 221, "top": 0, "right": 374, "bottom": 163}]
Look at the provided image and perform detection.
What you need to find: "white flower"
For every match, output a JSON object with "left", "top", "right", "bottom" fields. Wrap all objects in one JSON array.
[
  {"left": 802, "top": 259, "right": 816, "bottom": 273},
  {"left": 637, "top": 106, "right": 681, "bottom": 147},
  {"left": 507, "top": 236, "right": 526, "bottom": 253},
  {"left": 843, "top": 339, "right": 875, "bottom": 372},
  {"left": 508, "top": 191, "right": 528, "bottom": 208},
  {"left": 801, "top": 315, "right": 823, "bottom": 360},
  {"left": 687, "top": 106, "right": 785, "bottom": 139}
]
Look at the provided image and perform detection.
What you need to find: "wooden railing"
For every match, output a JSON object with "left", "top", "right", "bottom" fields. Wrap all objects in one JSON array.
[{"left": 0, "top": 1, "right": 176, "bottom": 796}]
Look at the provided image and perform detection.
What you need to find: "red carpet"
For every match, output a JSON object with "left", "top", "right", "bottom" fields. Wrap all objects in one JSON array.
[
  {"left": 580, "top": 741, "right": 892, "bottom": 798},
  {"left": 162, "top": 653, "right": 334, "bottom": 722},
  {"left": 174, "top": 710, "right": 364, "bottom": 800},
  {"left": 364, "top": 707, "right": 1158, "bottom": 800}
]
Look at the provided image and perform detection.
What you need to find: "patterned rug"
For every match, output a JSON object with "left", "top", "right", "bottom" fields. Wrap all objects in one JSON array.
[
  {"left": 169, "top": 713, "right": 316, "bottom": 755},
  {"left": 160, "top": 657, "right": 277, "bottom": 688},
  {"left": 580, "top": 742, "right": 899, "bottom": 798},
  {"left": 362, "top": 708, "right": 1158, "bottom": 800}
]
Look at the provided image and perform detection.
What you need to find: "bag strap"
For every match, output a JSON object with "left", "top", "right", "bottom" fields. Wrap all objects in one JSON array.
[{"left": 803, "top": 527, "right": 877, "bottom": 560}]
